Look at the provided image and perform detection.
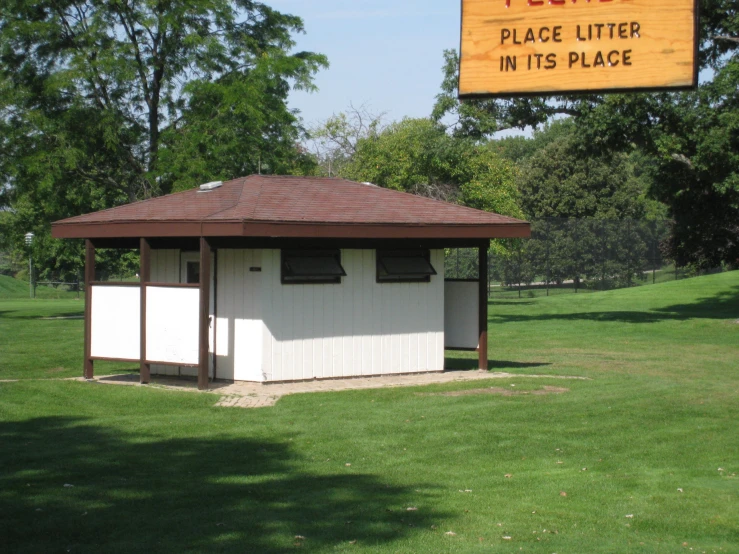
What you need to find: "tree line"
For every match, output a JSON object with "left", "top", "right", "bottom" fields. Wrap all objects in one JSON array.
[{"left": 1, "top": 0, "right": 736, "bottom": 282}]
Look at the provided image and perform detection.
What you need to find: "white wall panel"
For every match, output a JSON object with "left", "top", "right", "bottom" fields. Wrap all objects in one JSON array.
[
  {"left": 146, "top": 286, "right": 199, "bottom": 365},
  {"left": 90, "top": 286, "right": 140, "bottom": 360},
  {"left": 215, "top": 249, "right": 264, "bottom": 382},
  {"left": 260, "top": 249, "right": 445, "bottom": 382},
  {"left": 149, "top": 250, "right": 215, "bottom": 377},
  {"left": 149, "top": 250, "right": 180, "bottom": 375},
  {"left": 444, "top": 281, "right": 480, "bottom": 350}
]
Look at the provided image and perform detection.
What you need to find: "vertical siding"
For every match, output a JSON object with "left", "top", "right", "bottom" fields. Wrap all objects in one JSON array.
[
  {"left": 216, "top": 249, "right": 263, "bottom": 382},
  {"left": 261, "top": 250, "right": 274, "bottom": 381},
  {"left": 260, "top": 249, "right": 444, "bottom": 382},
  {"left": 150, "top": 249, "right": 180, "bottom": 284}
]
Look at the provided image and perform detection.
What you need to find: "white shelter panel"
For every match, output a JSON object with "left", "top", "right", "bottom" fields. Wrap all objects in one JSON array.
[
  {"left": 149, "top": 249, "right": 214, "bottom": 377},
  {"left": 90, "top": 285, "right": 140, "bottom": 360},
  {"left": 146, "top": 286, "right": 199, "bottom": 365},
  {"left": 444, "top": 281, "right": 479, "bottom": 350},
  {"left": 260, "top": 249, "right": 445, "bottom": 382},
  {"left": 149, "top": 249, "right": 181, "bottom": 376}
]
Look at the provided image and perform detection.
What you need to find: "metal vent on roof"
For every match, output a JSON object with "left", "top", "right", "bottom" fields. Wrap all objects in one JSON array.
[{"left": 199, "top": 181, "right": 223, "bottom": 191}]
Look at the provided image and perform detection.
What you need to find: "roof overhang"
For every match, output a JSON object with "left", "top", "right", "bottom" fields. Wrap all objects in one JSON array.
[{"left": 51, "top": 220, "right": 531, "bottom": 240}]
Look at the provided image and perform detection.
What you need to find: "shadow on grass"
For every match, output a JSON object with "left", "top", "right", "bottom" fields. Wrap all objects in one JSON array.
[
  {"left": 445, "top": 355, "right": 551, "bottom": 371},
  {"left": 490, "top": 285, "right": 739, "bottom": 325},
  {"left": 0, "top": 417, "right": 445, "bottom": 552}
]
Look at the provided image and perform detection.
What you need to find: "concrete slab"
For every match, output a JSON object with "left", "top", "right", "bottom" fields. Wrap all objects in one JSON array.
[{"left": 77, "top": 371, "right": 588, "bottom": 409}]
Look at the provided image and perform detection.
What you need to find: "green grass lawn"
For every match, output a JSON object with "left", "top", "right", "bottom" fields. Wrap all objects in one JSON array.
[
  {"left": 0, "top": 298, "right": 135, "bottom": 380},
  {"left": 1, "top": 272, "right": 737, "bottom": 552},
  {"left": 0, "top": 273, "right": 81, "bottom": 300}
]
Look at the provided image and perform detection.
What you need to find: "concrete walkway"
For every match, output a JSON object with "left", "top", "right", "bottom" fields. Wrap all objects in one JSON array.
[{"left": 80, "top": 370, "right": 587, "bottom": 409}]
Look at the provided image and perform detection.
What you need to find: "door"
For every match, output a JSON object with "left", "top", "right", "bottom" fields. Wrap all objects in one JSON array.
[{"left": 215, "top": 249, "right": 264, "bottom": 382}]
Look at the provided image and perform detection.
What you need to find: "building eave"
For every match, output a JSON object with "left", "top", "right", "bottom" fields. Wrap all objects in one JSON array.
[{"left": 51, "top": 220, "right": 531, "bottom": 240}]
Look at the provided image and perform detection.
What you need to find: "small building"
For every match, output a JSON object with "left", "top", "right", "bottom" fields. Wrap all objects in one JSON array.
[{"left": 52, "top": 175, "right": 530, "bottom": 389}]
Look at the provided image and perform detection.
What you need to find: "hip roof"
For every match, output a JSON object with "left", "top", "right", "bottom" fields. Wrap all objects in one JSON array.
[{"left": 51, "top": 175, "right": 530, "bottom": 240}]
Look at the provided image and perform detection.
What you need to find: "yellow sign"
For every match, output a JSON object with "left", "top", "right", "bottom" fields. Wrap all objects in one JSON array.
[{"left": 459, "top": 0, "right": 698, "bottom": 98}]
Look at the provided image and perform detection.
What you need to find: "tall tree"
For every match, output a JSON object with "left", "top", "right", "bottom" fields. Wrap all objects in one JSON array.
[
  {"left": 0, "top": 0, "right": 327, "bottom": 279},
  {"left": 517, "top": 122, "right": 649, "bottom": 221},
  {"left": 433, "top": 1, "right": 739, "bottom": 269},
  {"left": 342, "top": 118, "right": 522, "bottom": 219},
  {"left": 513, "top": 121, "right": 654, "bottom": 287},
  {"left": 307, "top": 104, "right": 387, "bottom": 179}
]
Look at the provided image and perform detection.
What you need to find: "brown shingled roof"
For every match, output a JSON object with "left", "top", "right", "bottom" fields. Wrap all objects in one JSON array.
[{"left": 52, "top": 175, "right": 529, "bottom": 240}]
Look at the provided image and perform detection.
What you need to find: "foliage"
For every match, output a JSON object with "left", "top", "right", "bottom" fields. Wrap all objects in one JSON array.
[
  {"left": 0, "top": 0, "right": 326, "bottom": 280},
  {"left": 492, "top": 122, "right": 660, "bottom": 287},
  {"left": 432, "top": 49, "right": 592, "bottom": 138},
  {"left": 308, "top": 104, "right": 387, "bottom": 178},
  {"left": 342, "top": 118, "right": 523, "bottom": 220},
  {"left": 517, "top": 122, "right": 648, "bottom": 221},
  {"left": 433, "top": 0, "right": 739, "bottom": 268},
  {"left": 494, "top": 122, "right": 570, "bottom": 164},
  {"left": 576, "top": 60, "right": 739, "bottom": 269}
]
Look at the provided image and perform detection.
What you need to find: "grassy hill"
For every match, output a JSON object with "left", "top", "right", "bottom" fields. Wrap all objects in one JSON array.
[
  {"left": 0, "top": 273, "right": 80, "bottom": 299},
  {"left": 0, "top": 271, "right": 737, "bottom": 552}
]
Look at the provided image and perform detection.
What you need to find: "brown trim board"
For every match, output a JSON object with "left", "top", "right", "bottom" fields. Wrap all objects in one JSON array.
[
  {"left": 90, "top": 281, "right": 141, "bottom": 287},
  {"left": 90, "top": 356, "right": 140, "bottom": 364},
  {"left": 145, "top": 360, "right": 199, "bottom": 368},
  {"left": 145, "top": 282, "right": 200, "bottom": 289},
  {"left": 52, "top": 221, "right": 531, "bottom": 240},
  {"left": 88, "top": 237, "right": 514, "bottom": 250},
  {"left": 84, "top": 240, "right": 95, "bottom": 380},
  {"left": 140, "top": 238, "right": 151, "bottom": 384},
  {"left": 478, "top": 242, "right": 488, "bottom": 371},
  {"left": 198, "top": 237, "right": 211, "bottom": 391}
]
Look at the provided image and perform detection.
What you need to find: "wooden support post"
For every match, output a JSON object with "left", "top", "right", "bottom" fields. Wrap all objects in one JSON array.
[
  {"left": 139, "top": 238, "right": 151, "bottom": 384},
  {"left": 83, "top": 240, "right": 95, "bottom": 380},
  {"left": 198, "top": 237, "right": 211, "bottom": 390},
  {"left": 478, "top": 241, "right": 488, "bottom": 371}
]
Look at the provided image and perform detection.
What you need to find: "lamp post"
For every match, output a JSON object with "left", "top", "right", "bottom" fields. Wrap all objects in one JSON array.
[{"left": 24, "top": 232, "right": 34, "bottom": 299}]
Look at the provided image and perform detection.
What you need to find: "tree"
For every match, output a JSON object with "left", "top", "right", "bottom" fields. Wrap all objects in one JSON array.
[
  {"left": 511, "top": 122, "right": 657, "bottom": 287},
  {"left": 307, "top": 104, "right": 387, "bottom": 178},
  {"left": 432, "top": 1, "right": 739, "bottom": 268},
  {"left": 342, "top": 118, "right": 522, "bottom": 219},
  {"left": 517, "top": 123, "right": 648, "bottom": 221},
  {"left": 576, "top": 60, "right": 739, "bottom": 269},
  {"left": 432, "top": 49, "right": 592, "bottom": 138},
  {"left": 0, "top": 0, "right": 327, "bottom": 280}
]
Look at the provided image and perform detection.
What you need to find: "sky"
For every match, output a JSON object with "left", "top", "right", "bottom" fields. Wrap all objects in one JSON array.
[{"left": 265, "top": 0, "right": 461, "bottom": 128}]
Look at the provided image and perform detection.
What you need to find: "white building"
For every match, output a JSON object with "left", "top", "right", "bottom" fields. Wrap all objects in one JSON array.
[{"left": 52, "top": 176, "right": 530, "bottom": 389}]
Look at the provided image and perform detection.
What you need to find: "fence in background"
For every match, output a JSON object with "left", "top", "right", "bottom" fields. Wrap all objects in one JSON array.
[
  {"left": 446, "top": 218, "right": 725, "bottom": 299},
  {"left": 35, "top": 281, "right": 83, "bottom": 298}
]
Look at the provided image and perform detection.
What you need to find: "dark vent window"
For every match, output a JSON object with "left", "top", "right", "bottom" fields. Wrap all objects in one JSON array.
[
  {"left": 282, "top": 250, "right": 346, "bottom": 284},
  {"left": 377, "top": 250, "right": 437, "bottom": 283}
]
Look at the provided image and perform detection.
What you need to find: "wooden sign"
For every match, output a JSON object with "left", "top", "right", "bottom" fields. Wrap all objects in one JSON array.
[{"left": 459, "top": 0, "right": 698, "bottom": 98}]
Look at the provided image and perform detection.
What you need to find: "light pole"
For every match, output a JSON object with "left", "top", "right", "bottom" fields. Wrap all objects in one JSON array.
[{"left": 24, "top": 232, "right": 34, "bottom": 299}]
